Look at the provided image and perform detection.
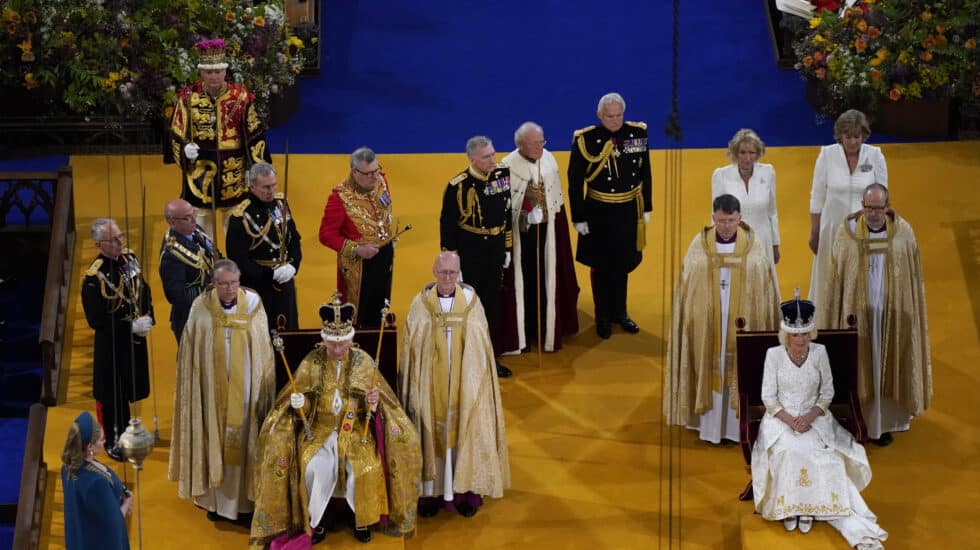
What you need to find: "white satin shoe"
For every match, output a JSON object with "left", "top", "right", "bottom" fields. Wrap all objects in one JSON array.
[{"left": 783, "top": 516, "right": 798, "bottom": 531}]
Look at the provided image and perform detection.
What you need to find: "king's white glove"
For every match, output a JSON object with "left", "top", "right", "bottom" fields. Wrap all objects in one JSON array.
[
  {"left": 503, "top": 251, "right": 511, "bottom": 269},
  {"left": 527, "top": 206, "right": 544, "bottom": 225},
  {"left": 290, "top": 393, "right": 305, "bottom": 409},
  {"left": 183, "top": 143, "right": 200, "bottom": 160},
  {"left": 574, "top": 222, "right": 590, "bottom": 235},
  {"left": 644, "top": 212, "right": 650, "bottom": 224},
  {"left": 131, "top": 315, "right": 153, "bottom": 337},
  {"left": 273, "top": 263, "right": 296, "bottom": 284}
]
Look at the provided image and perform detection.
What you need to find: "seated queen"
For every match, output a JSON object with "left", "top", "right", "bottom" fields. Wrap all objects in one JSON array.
[{"left": 751, "top": 293, "right": 887, "bottom": 549}]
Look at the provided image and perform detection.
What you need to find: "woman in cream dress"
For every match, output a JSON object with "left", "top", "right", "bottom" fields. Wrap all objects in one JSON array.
[
  {"left": 808, "top": 110, "right": 887, "bottom": 304},
  {"left": 712, "top": 129, "right": 781, "bottom": 269},
  {"left": 752, "top": 296, "right": 887, "bottom": 549}
]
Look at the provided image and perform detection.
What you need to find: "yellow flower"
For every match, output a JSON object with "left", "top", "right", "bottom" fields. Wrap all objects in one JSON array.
[
  {"left": 61, "top": 31, "right": 74, "bottom": 41},
  {"left": 287, "top": 36, "right": 304, "bottom": 49},
  {"left": 16, "top": 39, "right": 32, "bottom": 54},
  {"left": 812, "top": 34, "right": 826, "bottom": 45},
  {"left": 870, "top": 57, "right": 883, "bottom": 67},
  {"left": 920, "top": 11, "right": 932, "bottom": 22},
  {"left": 225, "top": 11, "right": 235, "bottom": 22},
  {"left": 966, "top": 38, "right": 977, "bottom": 50},
  {"left": 23, "top": 72, "right": 37, "bottom": 90},
  {"left": 2, "top": 8, "right": 21, "bottom": 24},
  {"left": 809, "top": 17, "right": 822, "bottom": 29}
]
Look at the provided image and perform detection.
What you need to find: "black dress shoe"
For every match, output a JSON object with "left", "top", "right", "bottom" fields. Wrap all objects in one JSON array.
[
  {"left": 106, "top": 446, "right": 126, "bottom": 462},
  {"left": 496, "top": 362, "right": 512, "bottom": 378},
  {"left": 419, "top": 502, "right": 440, "bottom": 517},
  {"left": 311, "top": 526, "right": 327, "bottom": 544},
  {"left": 456, "top": 501, "right": 478, "bottom": 518},
  {"left": 206, "top": 511, "right": 223, "bottom": 522},
  {"left": 352, "top": 527, "right": 372, "bottom": 543},
  {"left": 596, "top": 322, "right": 612, "bottom": 339},
  {"left": 872, "top": 432, "right": 893, "bottom": 446},
  {"left": 617, "top": 317, "right": 640, "bottom": 333}
]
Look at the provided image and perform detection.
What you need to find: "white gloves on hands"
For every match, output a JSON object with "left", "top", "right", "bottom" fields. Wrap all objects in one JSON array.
[
  {"left": 183, "top": 143, "right": 200, "bottom": 160},
  {"left": 290, "top": 393, "right": 306, "bottom": 410},
  {"left": 273, "top": 263, "right": 296, "bottom": 284},
  {"left": 503, "top": 251, "right": 511, "bottom": 269},
  {"left": 644, "top": 212, "right": 650, "bottom": 224},
  {"left": 527, "top": 206, "right": 544, "bottom": 225},
  {"left": 131, "top": 315, "right": 153, "bottom": 337},
  {"left": 574, "top": 222, "right": 590, "bottom": 235}
]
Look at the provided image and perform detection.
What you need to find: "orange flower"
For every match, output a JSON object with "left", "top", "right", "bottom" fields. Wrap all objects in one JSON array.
[
  {"left": 922, "top": 36, "right": 936, "bottom": 49},
  {"left": 855, "top": 38, "right": 868, "bottom": 52},
  {"left": 935, "top": 35, "right": 947, "bottom": 47},
  {"left": 164, "top": 106, "right": 174, "bottom": 120},
  {"left": 815, "top": 67, "right": 827, "bottom": 80},
  {"left": 803, "top": 55, "right": 814, "bottom": 68},
  {"left": 935, "top": 25, "right": 946, "bottom": 33},
  {"left": 920, "top": 51, "right": 933, "bottom": 62},
  {"left": 966, "top": 38, "right": 977, "bottom": 50},
  {"left": 857, "top": 20, "right": 868, "bottom": 33},
  {"left": 119, "top": 38, "right": 129, "bottom": 48},
  {"left": 868, "top": 27, "right": 881, "bottom": 39},
  {"left": 889, "top": 88, "right": 902, "bottom": 101},
  {"left": 870, "top": 56, "right": 883, "bottom": 67},
  {"left": 813, "top": 51, "right": 825, "bottom": 62},
  {"left": 254, "top": 16, "right": 265, "bottom": 27},
  {"left": 870, "top": 69, "right": 881, "bottom": 80},
  {"left": 920, "top": 11, "right": 932, "bottom": 22},
  {"left": 225, "top": 11, "right": 235, "bottom": 22}
]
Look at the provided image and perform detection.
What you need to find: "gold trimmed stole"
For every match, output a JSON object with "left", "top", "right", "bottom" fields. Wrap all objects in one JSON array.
[
  {"left": 706, "top": 226, "right": 749, "bottom": 399},
  {"left": 422, "top": 284, "right": 471, "bottom": 458},
  {"left": 207, "top": 289, "right": 251, "bottom": 467},
  {"left": 853, "top": 213, "right": 893, "bottom": 399}
]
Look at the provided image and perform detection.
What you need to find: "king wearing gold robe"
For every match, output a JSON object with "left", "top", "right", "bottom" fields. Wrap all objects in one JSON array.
[
  {"left": 249, "top": 297, "right": 420, "bottom": 548},
  {"left": 817, "top": 185, "right": 931, "bottom": 444},
  {"left": 664, "top": 195, "right": 780, "bottom": 443},
  {"left": 399, "top": 252, "right": 510, "bottom": 518},
  {"left": 168, "top": 259, "right": 276, "bottom": 521}
]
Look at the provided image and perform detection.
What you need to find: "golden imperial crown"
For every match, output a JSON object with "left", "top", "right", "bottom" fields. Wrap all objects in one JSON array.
[
  {"left": 195, "top": 38, "right": 229, "bottom": 70},
  {"left": 319, "top": 293, "right": 357, "bottom": 342}
]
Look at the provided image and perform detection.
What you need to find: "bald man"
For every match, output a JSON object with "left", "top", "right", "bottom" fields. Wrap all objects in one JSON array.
[{"left": 159, "top": 198, "right": 221, "bottom": 341}]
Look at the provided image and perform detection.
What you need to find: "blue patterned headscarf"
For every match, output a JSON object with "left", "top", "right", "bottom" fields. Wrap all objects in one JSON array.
[{"left": 75, "top": 411, "right": 95, "bottom": 446}]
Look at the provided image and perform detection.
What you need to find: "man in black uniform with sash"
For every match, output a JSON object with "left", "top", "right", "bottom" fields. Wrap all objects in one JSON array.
[
  {"left": 226, "top": 162, "right": 302, "bottom": 332},
  {"left": 81, "top": 218, "right": 154, "bottom": 458},
  {"left": 159, "top": 198, "right": 221, "bottom": 342},
  {"left": 440, "top": 136, "right": 514, "bottom": 378},
  {"left": 568, "top": 92, "right": 652, "bottom": 339}
]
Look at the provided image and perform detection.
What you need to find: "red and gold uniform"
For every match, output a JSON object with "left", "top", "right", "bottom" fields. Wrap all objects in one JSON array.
[{"left": 168, "top": 81, "right": 272, "bottom": 208}]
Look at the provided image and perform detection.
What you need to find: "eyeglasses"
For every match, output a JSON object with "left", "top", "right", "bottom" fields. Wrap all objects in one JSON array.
[
  {"left": 862, "top": 204, "right": 887, "bottom": 213},
  {"left": 353, "top": 165, "right": 382, "bottom": 177},
  {"left": 436, "top": 270, "right": 460, "bottom": 277},
  {"left": 527, "top": 140, "right": 547, "bottom": 146}
]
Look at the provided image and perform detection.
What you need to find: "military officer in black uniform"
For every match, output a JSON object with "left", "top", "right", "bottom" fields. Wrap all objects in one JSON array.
[
  {"left": 440, "top": 135, "right": 514, "bottom": 377},
  {"left": 159, "top": 198, "right": 221, "bottom": 342},
  {"left": 81, "top": 218, "right": 154, "bottom": 459},
  {"left": 567, "top": 92, "right": 652, "bottom": 339},
  {"left": 226, "top": 162, "right": 302, "bottom": 332}
]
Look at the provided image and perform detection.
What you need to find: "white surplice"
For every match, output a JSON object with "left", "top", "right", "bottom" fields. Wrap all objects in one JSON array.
[
  {"left": 687, "top": 240, "right": 739, "bottom": 443},
  {"left": 808, "top": 143, "right": 888, "bottom": 303},
  {"left": 752, "top": 343, "right": 887, "bottom": 549}
]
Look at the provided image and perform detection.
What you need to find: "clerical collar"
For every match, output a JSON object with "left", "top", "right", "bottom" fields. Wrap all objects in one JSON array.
[
  {"left": 867, "top": 223, "right": 886, "bottom": 233},
  {"left": 716, "top": 231, "right": 737, "bottom": 244},
  {"left": 519, "top": 151, "right": 537, "bottom": 163},
  {"left": 437, "top": 290, "right": 455, "bottom": 298},
  {"left": 220, "top": 298, "right": 237, "bottom": 309}
]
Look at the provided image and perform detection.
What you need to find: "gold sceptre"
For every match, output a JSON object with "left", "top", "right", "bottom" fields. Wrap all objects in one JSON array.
[
  {"left": 362, "top": 299, "right": 391, "bottom": 440},
  {"left": 271, "top": 330, "right": 314, "bottom": 440}
]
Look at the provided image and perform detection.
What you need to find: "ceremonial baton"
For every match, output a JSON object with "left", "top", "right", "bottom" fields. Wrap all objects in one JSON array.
[
  {"left": 362, "top": 299, "right": 391, "bottom": 440},
  {"left": 271, "top": 330, "right": 314, "bottom": 440}
]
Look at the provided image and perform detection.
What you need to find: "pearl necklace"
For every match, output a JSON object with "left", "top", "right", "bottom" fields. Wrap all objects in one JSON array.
[{"left": 789, "top": 348, "right": 809, "bottom": 365}]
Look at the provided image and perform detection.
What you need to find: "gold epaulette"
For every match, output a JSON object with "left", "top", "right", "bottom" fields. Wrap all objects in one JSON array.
[
  {"left": 448, "top": 172, "right": 467, "bottom": 187},
  {"left": 85, "top": 258, "right": 103, "bottom": 277},
  {"left": 573, "top": 125, "right": 596, "bottom": 137},
  {"left": 494, "top": 162, "right": 508, "bottom": 170},
  {"left": 230, "top": 198, "right": 251, "bottom": 217},
  {"left": 626, "top": 121, "right": 648, "bottom": 130},
  {"left": 274, "top": 192, "right": 285, "bottom": 200}
]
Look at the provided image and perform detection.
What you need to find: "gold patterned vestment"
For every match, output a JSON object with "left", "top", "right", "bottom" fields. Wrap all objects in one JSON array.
[
  {"left": 817, "top": 211, "right": 932, "bottom": 416},
  {"left": 168, "top": 288, "right": 276, "bottom": 501},
  {"left": 249, "top": 346, "right": 420, "bottom": 549},
  {"left": 663, "top": 224, "right": 780, "bottom": 424},
  {"left": 168, "top": 81, "right": 272, "bottom": 208},
  {"left": 399, "top": 284, "right": 510, "bottom": 498}
]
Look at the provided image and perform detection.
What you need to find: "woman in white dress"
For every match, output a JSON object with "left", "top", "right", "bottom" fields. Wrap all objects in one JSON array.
[
  {"left": 808, "top": 110, "right": 887, "bottom": 303},
  {"left": 752, "top": 296, "right": 887, "bottom": 549},
  {"left": 711, "top": 129, "right": 780, "bottom": 266}
]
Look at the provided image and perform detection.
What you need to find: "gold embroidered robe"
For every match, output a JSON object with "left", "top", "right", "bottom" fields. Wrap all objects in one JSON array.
[
  {"left": 664, "top": 223, "right": 780, "bottom": 423},
  {"left": 399, "top": 284, "right": 510, "bottom": 499},
  {"left": 249, "top": 346, "right": 420, "bottom": 549},
  {"left": 817, "top": 211, "right": 932, "bottom": 416},
  {"left": 168, "top": 288, "right": 276, "bottom": 500}
]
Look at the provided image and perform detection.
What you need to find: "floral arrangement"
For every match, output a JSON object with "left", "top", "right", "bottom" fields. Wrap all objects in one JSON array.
[
  {"left": 793, "top": 0, "right": 979, "bottom": 118},
  {"left": 0, "top": 0, "right": 305, "bottom": 121}
]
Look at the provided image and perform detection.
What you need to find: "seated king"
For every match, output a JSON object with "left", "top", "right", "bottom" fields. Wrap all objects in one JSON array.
[{"left": 249, "top": 296, "right": 421, "bottom": 548}]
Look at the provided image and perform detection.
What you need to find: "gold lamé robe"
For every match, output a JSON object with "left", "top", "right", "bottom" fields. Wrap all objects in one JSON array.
[
  {"left": 664, "top": 223, "right": 780, "bottom": 424},
  {"left": 817, "top": 211, "right": 932, "bottom": 416},
  {"left": 249, "top": 346, "right": 420, "bottom": 549},
  {"left": 399, "top": 284, "right": 510, "bottom": 498},
  {"left": 168, "top": 289, "right": 276, "bottom": 500}
]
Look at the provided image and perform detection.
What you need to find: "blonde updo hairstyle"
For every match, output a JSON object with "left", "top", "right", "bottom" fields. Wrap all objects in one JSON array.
[{"left": 726, "top": 128, "right": 765, "bottom": 162}]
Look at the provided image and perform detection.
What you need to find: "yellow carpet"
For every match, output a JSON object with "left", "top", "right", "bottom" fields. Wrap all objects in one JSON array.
[{"left": 38, "top": 141, "right": 980, "bottom": 549}]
